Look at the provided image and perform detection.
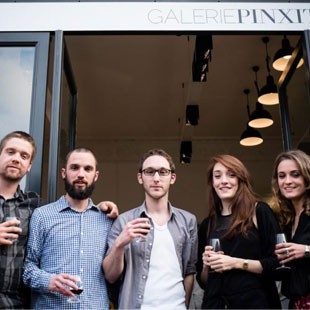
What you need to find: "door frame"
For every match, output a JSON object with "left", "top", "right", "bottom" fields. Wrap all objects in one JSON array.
[
  {"left": 278, "top": 30, "right": 310, "bottom": 151},
  {"left": 0, "top": 32, "right": 49, "bottom": 194}
]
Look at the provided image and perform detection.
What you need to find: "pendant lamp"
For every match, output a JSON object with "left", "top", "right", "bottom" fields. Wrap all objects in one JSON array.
[
  {"left": 240, "top": 89, "right": 263, "bottom": 146},
  {"left": 258, "top": 37, "right": 279, "bottom": 105},
  {"left": 240, "top": 125, "right": 264, "bottom": 146},
  {"left": 248, "top": 66, "right": 274, "bottom": 128},
  {"left": 273, "top": 35, "right": 304, "bottom": 71}
]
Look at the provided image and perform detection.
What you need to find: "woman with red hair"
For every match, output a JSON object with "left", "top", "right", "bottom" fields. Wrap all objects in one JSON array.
[{"left": 196, "top": 154, "right": 281, "bottom": 309}]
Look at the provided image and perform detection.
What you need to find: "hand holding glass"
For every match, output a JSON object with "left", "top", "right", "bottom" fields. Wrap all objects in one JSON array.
[
  {"left": 4, "top": 217, "right": 20, "bottom": 243},
  {"left": 208, "top": 238, "right": 221, "bottom": 273},
  {"left": 68, "top": 275, "right": 83, "bottom": 303},
  {"left": 136, "top": 214, "right": 151, "bottom": 243},
  {"left": 276, "top": 233, "right": 291, "bottom": 270}
]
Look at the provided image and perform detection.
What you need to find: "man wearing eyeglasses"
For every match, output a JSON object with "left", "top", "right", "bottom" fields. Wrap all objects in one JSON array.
[{"left": 103, "top": 149, "right": 198, "bottom": 309}]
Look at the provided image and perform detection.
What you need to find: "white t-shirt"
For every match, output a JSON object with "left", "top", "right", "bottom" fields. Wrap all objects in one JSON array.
[{"left": 141, "top": 222, "right": 186, "bottom": 309}]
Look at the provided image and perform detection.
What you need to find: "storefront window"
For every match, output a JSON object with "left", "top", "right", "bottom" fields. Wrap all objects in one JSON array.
[{"left": 0, "top": 46, "right": 35, "bottom": 189}]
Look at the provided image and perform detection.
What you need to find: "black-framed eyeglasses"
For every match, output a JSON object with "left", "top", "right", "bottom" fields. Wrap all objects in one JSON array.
[{"left": 141, "top": 168, "right": 172, "bottom": 177}]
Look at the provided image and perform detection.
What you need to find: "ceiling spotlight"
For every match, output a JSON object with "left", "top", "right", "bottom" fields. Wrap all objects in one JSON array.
[
  {"left": 180, "top": 140, "right": 192, "bottom": 164},
  {"left": 185, "top": 105, "right": 199, "bottom": 126},
  {"left": 273, "top": 35, "right": 304, "bottom": 71},
  {"left": 258, "top": 37, "right": 279, "bottom": 105},
  {"left": 192, "top": 35, "right": 213, "bottom": 82}
]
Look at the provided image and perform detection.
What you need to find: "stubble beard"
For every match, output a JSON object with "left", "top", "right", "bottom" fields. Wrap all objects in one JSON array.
[{"left": 0, "top": 168, "right": 23, "bottom": 183}]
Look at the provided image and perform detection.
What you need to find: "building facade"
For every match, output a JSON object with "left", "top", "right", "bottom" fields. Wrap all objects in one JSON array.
[{"left": 0, "top": 1, "right": 309, "bottom": 218}]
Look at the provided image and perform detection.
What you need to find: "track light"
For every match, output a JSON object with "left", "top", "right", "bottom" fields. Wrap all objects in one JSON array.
[
  {"left": 180, "top": 141, "right": 192, "bottom": 164},
  {"left": 192, "top": 35, "right": 213, "bottom": 82},
  {"left": 258, "top": 37, "right": 279, "bottom": 105},
  {"left": 248, "top": 66, "right": 273, "bottom": 128},
  {"left": 185, "top": 105, "right": 199, "bottom": 126},
  {"left": 240, "top": 89, "right": 263, "bottom": 146},
  {"left": 273, "top": 35, "right": 304, "bottom": 71}
]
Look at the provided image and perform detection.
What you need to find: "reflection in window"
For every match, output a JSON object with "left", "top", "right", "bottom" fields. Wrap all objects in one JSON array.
[{"left": 0, "top": 47, "right": 35, "bottom": 188}]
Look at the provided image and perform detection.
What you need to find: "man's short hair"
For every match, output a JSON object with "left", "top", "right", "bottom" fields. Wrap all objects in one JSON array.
[
  {"left": 65, "top": 148, "right": 98, "bottom": 168},
  {"left": 0, "top": 131, "right": 37, "bottom": 161},
  {"left": 138, "top": 149, "right": 176, "bottom": 173}
]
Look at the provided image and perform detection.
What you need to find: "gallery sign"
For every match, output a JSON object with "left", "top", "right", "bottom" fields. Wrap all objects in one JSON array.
[{"left": 0, "top": 2, "right": 309, "bottom": 31}]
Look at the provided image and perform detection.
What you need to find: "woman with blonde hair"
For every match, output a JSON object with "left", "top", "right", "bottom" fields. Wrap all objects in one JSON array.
[
  {"left": 196, "top": 154, "right": 281, "bottom": 309},
  {"left": 271, "top": 149, "right": 310, "bottom": 309}
]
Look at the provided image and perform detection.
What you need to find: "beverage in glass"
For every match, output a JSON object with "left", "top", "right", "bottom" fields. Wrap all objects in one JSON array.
[
  {"left": 276, "top": 233, "right": 291, "bottom": 270},
  {"left": 68, "top": 275, "right": 83, "bottom": 303},
  {"left": 4, "top": 216, "right": 20, "bottom": 243}
]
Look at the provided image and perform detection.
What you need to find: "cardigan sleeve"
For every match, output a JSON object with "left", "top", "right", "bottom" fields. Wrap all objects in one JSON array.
[
  {"left": 255, "top": 201, "right": 281, "bottom": 275},
  {"left": 196, "top": 217, "right": 210, "bottom": 289}
]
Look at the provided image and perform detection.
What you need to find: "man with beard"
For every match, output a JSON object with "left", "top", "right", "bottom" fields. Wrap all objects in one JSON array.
[
  {"left": 23, "top": 148, "right": 115, "bottom": 309},
  {"left": 0, "top": 131, "right": 40, "bottom": 309}
]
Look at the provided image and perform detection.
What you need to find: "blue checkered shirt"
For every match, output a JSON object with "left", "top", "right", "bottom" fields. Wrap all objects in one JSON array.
[{"left": 23, "top": 195, "right": 113, "bottom": 309}]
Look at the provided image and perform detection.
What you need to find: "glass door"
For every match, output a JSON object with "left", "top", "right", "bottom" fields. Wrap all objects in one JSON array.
[{"left": 278, "top": 30, "right": 310, "bottom": 153}]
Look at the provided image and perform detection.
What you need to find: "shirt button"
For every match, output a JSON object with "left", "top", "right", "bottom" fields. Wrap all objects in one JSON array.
[
  {"left": 81, "top": 232, "right": 84, "bottom": 235},
  {"left": 138, "top": 295, "right": 142, "bottom": 299},
  {"left": 142, "top": 275, "right": 146, "bottom": 279},
  {"left": 80, "top": 250, "right": 84, "bottom": 254},
  {"left": 146, "top": 259, "right": 150, "bottom": 263}
]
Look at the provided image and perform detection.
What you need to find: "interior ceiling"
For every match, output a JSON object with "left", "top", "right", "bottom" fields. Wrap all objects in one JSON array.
[{"left": 65, "top": 33, "right": 307, "bottom": 149}]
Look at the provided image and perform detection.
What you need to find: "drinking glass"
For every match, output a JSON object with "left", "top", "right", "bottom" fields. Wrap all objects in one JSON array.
[
  {"left": 67, "top": 275, "right": 83, "bottom": 303},
  {"left": 276, "top": 233, "right": 291, "bottom": 270},
  {"left": 135, "top": 213, "right": 150, "bottom": 243},
  {"left": 208, "top": 238, "right": 221, "bottom": 273},
  {"left": 4, "top": 216, "right": 20, "bottom": 243}
]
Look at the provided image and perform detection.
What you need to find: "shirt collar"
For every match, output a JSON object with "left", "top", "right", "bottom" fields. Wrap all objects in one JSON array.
[
  {"left": 139, "top": 201, "right": 175, "bottom": 220},
  {"left": 58, "top": 195, "right": 98, "bottom": 213},
  {"left": 0, "top": 185, "right": 25, "bottom": 201}
]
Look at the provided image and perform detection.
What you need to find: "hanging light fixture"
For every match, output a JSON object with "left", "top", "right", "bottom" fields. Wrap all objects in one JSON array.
[
  {"left": 192, "top": 35, "right": 213, "bottom": 82},
  {"left": 248, "top": 66, "right": 274, "bottom": 129},
  {"left": 180, "top": 140, "right": 192, "bottom": 164},
  {"left": 185, "top": 105, "right": 199, "bottom": 126},
  {"left": 240, "top": 89, "right": 263, "bottom": 146},
  {"left": 272, "top": 35, "right": 304, "bottom": 71},
  {"left": 240, "top": 125, "right": 263, "bottom": 146},
  {"left": 258, "top": 37, "right": 279, "bottom": 105}
]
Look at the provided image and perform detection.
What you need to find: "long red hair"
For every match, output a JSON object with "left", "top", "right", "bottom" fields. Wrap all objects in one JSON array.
[{"left": 206, "top": 154, "right": 259, "bottom": 238}]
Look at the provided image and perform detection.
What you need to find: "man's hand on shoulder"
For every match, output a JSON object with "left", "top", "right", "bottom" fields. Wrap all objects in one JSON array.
[{"left": 97, "top": 201, "right": 119, "bottom": 219}]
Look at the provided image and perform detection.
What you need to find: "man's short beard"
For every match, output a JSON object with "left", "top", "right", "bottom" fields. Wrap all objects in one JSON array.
[
  {"left": 64, "top": 178, "right": 95, "bottom": 200},
  {"left": 1, "top": 170, "right": 23, "bottom": 183}
]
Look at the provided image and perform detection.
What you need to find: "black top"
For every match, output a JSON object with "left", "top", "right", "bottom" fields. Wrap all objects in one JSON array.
[
  {"left": 282, "top": 210, "right": 310, "bottom": 299},
  {"left": 196, "top": 202, "right": 281, "bottom": 309}
]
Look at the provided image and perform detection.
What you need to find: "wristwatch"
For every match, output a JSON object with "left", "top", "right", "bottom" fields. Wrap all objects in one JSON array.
[
  {"left": 243, "top": 259, "right": 249, "bottom": 270},
  {"left": 305, "top": 245, "right": 310, "bottom": 257}
]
